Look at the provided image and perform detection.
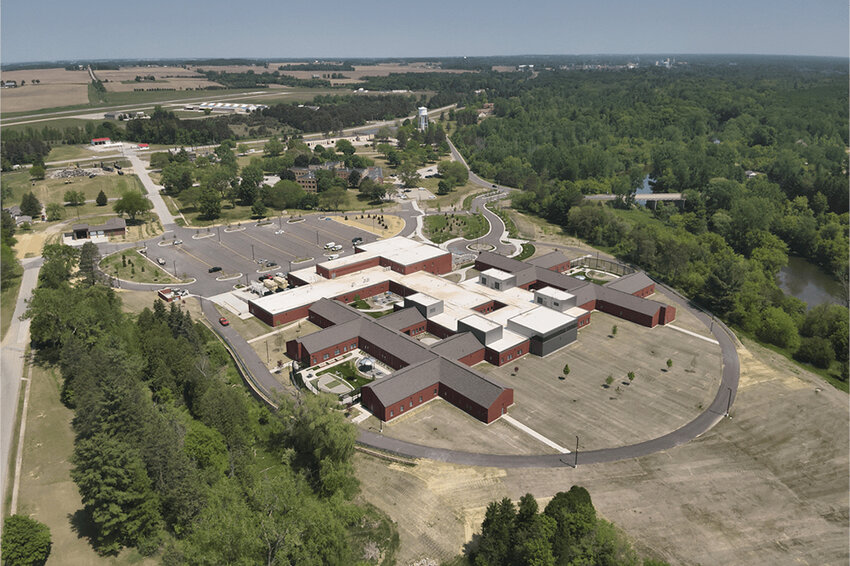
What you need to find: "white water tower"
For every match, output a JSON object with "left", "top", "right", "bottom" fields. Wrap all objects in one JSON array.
[{"left": 417, "top": 106, "right": 428, "bottom": 131}]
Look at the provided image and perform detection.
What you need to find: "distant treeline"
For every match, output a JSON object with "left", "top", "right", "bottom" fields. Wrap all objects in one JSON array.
[
  {"left": 278, "top": 62, "right": 354, "bottom": 71},
  {"left": 200, "top": 70, "right": 332, "bottom": 89}
]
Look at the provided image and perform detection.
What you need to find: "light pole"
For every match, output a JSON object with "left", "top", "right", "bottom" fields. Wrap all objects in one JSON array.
[
  {"left": 266, "top": 341, "right": 270, "bottom": 363},
  {"left": 217, "top": 226, "right": 221, "bottom": 242},
  {"left": 725, "top": 387, "right": 732, "bottom": 417},
  {"left": 172, "top": 260, "right": 177, "bottom": 278},
  {"left": 251, "top": 244, "right": 255, "bottom": 261},
  {"left": 574, "top": 435, "right": 579, "bottom": 468}
]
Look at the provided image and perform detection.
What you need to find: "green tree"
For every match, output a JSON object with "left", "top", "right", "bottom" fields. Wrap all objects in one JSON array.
[
  {"left": 71, "top": 434, "right": 162, "bottom": 554},
  {"left": 264, "top": 137, "right": 284, "bottom": 157},
  {"left": 612, "top": 324, "right": 618, "bottom": 336},
  {"left": 197, "top": 186, "right": 221, "bottom": 220},
  {"left": 628, "top": 371, "right": 635, "bottom": 382},
  {"left": 666, "top": 359, "right": 673, "bottom": 369},
  {"left": 20, "top": 192, "right": 42, "bottom": 217},
  {"left": 251, "top": 199, "right": 267, "bottom": 218},
  {"left": 438, "top": 160, "right": 468, "bottom": 186},
  {"left": 562, "top": 364, "right": 570, "bottom": 377},
  {"left": 160, "top": 162, "right": 195, "bottom": 194},
  {"left": 335, "top": 139, "right": 355, "bottom": 156},
  {"left": 64, "top": 190, "right": 85, "bottom": 207},
  {"left": 95, "top": 189, "right": 108, "bottom": 206},
  {"left": 78, "top": 241, "right": 101, "bottom": 287},
  {"left": 113, "top": 191, "right": 153, "bottom": 222},
  {"left": 437, "top": 180, "right": 451, "bottom": 195},
  {"left": 475, "top": 498, "right": 515, "bottom": 566},
  {"left": 29, "top": 165, "right": 45, "bottom": 180},
  {"left": 794, "top": 336, "right": 836, "bottom": 369},
  {"left": 757, "top": 307, "right": 800, "bottom": 350},
  {"left": 347, "top": 169, "right": 362, "bottom": 188},
  {"left": 45, "top": 202, "right": 64, "bottom": 221},
  {"left": 398, "top": 161, "right": 420, "bottom": 188},
  {"left": 239, "top": 163, "right": 264, "bottom": 204},
  {"left": 1, "top": 514, "right": 52, "bottom": 566},
  {"left": 149, "top": 152, "right": 171, "bottom": 169},
  {"left": 319, "top": 185, "right": 347, "bottom": 211}
]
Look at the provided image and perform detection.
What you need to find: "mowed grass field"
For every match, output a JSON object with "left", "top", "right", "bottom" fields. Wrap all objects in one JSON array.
[
  {"left": 14, "top": 362, "right": 157, "bottom": 565},
  {"left": 2, "top": 169, "right": 144, "bottom": 205}
]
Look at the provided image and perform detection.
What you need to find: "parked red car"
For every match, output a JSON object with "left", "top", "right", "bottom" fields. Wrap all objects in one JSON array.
[{"left": 219, "top": 317, "right": 229, "bottom": 326}]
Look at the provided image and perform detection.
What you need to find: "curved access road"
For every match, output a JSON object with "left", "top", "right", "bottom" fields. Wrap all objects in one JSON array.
[{"left": 358, "top": 283, "right": 739, "bottom": 468}]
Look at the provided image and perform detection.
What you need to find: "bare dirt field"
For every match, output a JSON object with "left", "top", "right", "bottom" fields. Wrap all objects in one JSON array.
[
  {"left": 2, "top": 68, "right": 90, "bottom": 84},
  {"left": 1, "top": 83, "right": 89, "bottom": 112},
  {"left": 332, "top": 214, "right": 405, "bottom": 238},
  {"left": 96, "top": 66, "right": 206, "bottom": 81},
  {"left": 356, "top": 338, "right": 849, "bottom": 565},
  {"left": 360, "top": 399, "right": 560, "bottom": 455}
]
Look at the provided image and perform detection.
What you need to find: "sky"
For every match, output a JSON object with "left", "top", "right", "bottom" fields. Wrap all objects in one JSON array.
[{"left": 1, "top": 0, "right": 847, "bottom": 64}]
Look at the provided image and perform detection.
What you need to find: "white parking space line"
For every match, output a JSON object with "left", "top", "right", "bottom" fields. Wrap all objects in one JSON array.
[
  {"left": 501, "top": 415, "right": 570, "bottom": 454},
  {"left": 666, "top": 325, "right": 720, "bottom": 345}
]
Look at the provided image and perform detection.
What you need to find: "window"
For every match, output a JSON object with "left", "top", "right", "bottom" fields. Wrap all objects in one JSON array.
[
  {"left": 481, "top": 277, "right": 487, "bottom": 285},
  {"left": 334, "top": 348, "right": 340, "bottom": 355},
  {"left": 311, "top": 357, "right": 316, "bottom": 364},
  {"left": 409, "top": 401, "right": 413, "bottom": 407},
  {"left": 434, "top": 388, "right": 437, "bottom": 394},
  {"left": 508, "top": 354, "right": 513, "bottom": 360},
  {"left": 518, "top": 349, "right": 522, "bottom": 355},
  {"left": 494, "top": 282, "right": 500, "bottom": 290},
  {"left": 554, "top": 301, "right": 560, "bottom": 307},
  {"left": 419, "top": 396, "right": 423, "bottom": 403},
  {"left": 323, "top": 353, "right": 329, "bottom": 360},
  {"left": 537, "top": 297, "right": 543, "bottom": 304},
  {"left": 343, "top": 346, "right": 347, "bottom": 352},
  {"left": 390, "top": 410, "right": 394, "bottom": 417},
  {"left": 399, "top": 405, "right": 404, "bottom": 413}
]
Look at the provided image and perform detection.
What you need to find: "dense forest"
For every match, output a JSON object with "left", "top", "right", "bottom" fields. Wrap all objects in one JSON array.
[
  {"left": 469, "top": 487, "right": 667, "bottom": 566},
  {"left": 445, "top": 63, "right": 848, "bottom": 382},
  {"left": 23, "top": 243, "right": 395, "bottom": 563}
]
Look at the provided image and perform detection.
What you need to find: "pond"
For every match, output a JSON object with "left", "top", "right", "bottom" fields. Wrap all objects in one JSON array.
[{"left": 777, "top": 256, "right": 846, "bottom": 309}]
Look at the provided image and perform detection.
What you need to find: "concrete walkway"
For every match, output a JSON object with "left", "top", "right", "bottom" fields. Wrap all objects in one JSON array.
[
  {"left": 127, "top": 152, "right": 176, "bottom": 228},
  {"left": 0, "top": 259, "right": 42, "bottom": 519},
  {"left": 502, "top": 415, "right": 570, "bottom": 454}
]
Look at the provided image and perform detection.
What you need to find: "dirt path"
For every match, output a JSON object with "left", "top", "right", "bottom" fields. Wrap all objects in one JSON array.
[{"left": 355, "top": 339, "right": 849, "bottom": 565}]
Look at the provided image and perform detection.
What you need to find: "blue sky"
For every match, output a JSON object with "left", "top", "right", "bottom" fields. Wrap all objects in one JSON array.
[{"left": 2, "top": 0, "right": 847, "bottom": 63}]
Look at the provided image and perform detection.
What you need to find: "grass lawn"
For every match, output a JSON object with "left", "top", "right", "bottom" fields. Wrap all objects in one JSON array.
[
  {"left": 46, "top": 144, "right": 110, "bottom": 163},
  {"left": 100, "top": 249, "right": 185, "bottom": 284},
  {"left": 1, "top": 170, "right": 144, "bottom": 206},
  {"left": 317, "top": 361, "right": 374, "bottom": 390},
  {"left": 349, "top": 298, "right": 370, "bottom": 309},
  {"left": 0, "top": 270, "right": 23, "bottom": 340},
  {"left": 424, "top": 212, "right": 487, "bottom": 244},
  {"left": 16, "top": 362, "right": 157, "bottom": 565},
  {"left": 515, "top": 242, "right": 535, "bottom": 261}
]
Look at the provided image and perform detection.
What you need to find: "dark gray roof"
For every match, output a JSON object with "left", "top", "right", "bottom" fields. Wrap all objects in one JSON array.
[
  {"left": 358, "top": 321, "right": 434, "bottom": 366},
  {"left": 603, "top": 272, "right": 655, "bottom": 295},
  {"left": 309, "top": 298, "right": 361, "bottom": 325},
  {"left": 595, "top": 286, "right": 664, "bottom": 317},
  {"left": 376, "top": 307, "right": 426, "bottom": 332},
  {"left": 429, "top": 332, "right": 484, "bottom": 361},
  {"left": 476, "top": 251, "right": 527, "bottom": 273},
  {"left": 364, "top": 357, "right": 508, "bottom": 408},
  {"left": 71, "top": 217, "right": 126, "bottom": 232},
  {"left": 296, "top": 319, "right": 361, "bottom": 353},
  {"left": 533, "top": 268, "right": 588, "bottom": 292},
  {"left": 528, "top": 251, "right": 570, "bottom": 270}
]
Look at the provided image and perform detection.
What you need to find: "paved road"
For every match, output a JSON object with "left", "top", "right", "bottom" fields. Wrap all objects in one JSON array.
[
  {"left": 128, "top": 152, "right": 177, "bottom": 228},
  {"left": 0, "top": 259, "right": 43, "bottom": 515}
]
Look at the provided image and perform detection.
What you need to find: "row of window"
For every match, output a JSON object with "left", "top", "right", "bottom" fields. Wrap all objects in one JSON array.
[{"left": 311, "top": 341, "right": 358, "bottom": 364}]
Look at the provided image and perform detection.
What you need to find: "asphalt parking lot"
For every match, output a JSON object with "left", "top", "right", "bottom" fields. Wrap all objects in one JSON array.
[{"left": 128, "top": 215, "right": 379, "bottom": 297}]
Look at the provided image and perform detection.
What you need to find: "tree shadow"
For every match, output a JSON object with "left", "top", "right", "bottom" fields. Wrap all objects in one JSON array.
[{"left": 68, "top": 508, "right": 97, "bottom": 544}]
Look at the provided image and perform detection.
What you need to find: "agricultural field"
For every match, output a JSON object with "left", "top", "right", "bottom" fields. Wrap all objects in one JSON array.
[{"left": 0, "top": 83, "right": 90, "bottom": 113}]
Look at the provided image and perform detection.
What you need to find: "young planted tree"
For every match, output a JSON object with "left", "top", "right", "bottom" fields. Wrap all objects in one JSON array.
[
  {"left": 627, "top": 371, "right": 635, "bottom": 382},
  {"left": 611, "top": 325, "right": 618, "bottom": 337},
  {"left": 562, "top": 364, "right": 570, "bottom": 377},
  {"left": 96, "top": 189, "right": 108, "bottom": 206},
  {"left": 666, "top": 359, "right": 673, "bottom": 369}
]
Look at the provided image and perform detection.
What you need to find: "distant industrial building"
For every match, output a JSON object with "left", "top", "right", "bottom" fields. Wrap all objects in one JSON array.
[{"left": 194, "top": 102, "right": 269, "bottom": 114}]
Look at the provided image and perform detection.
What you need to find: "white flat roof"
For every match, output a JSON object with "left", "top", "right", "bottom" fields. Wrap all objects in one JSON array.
[
  {"left": 486, "top": 329, "right": 528, "bottom": 353},
  {"left": 535, "top": 286, "right": 574, "bottom": 302},
  {"left": 508, "top": 306, "right": 575, "bottom": 336},
  {"left": 480, "top": 268, "right": 514, "bottom": 282},
  {"left": 316, "top": 236, "right": 447, "bottom": 270},
  {"left": 459, "top": 314, "right": 501, "bottom": 333},
  {"left": 406, "top": 292, "right": 441, "bottom": 307},
  {"left": 566, "top": 306, "right": 588, "bottom": 319}
]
